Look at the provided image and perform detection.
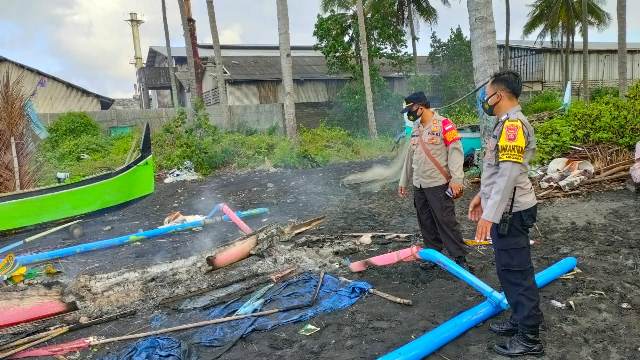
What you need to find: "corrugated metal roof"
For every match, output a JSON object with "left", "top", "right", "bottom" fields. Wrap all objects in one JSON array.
[
  {"left": 0, "top": 55, "right": 114, "bottom": 109},
  {"left": 498, "top": 40, "right": 640, "bottom": 51},
  {"left": 146, "top": 44, "right": 433, "bottom": 81}
]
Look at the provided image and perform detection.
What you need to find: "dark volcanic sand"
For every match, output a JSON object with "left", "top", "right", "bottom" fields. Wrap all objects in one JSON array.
[{"left": 2, "top": 161, "right": 639, "bottom": 359}]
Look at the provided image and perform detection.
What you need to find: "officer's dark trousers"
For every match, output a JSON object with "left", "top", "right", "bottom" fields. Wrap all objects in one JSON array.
[
  {"left": 413, "top": 184, "right": 467, "bottom": 259},
  {"left": 491, "top": 205, "right": 543, "bottom": 333}
]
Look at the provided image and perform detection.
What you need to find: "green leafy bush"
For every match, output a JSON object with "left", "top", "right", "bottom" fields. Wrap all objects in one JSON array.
[
  {"left": 590, "top": 86, "right": 618, "bottom": 101},
  {"left": 521, "top": 90, "right": 562, "bottom": 115},
  {"left": 153, "top": 102, "right": 393, "bottom": 175},
  {"left": 440, "top": 103, "right": 478, "bottom": 126},
  {"left": 38, "top": 113, "right": 135, "bottom": 184},
  {"left": 534, "top": 83, "right": 640, "bottom": 163}
]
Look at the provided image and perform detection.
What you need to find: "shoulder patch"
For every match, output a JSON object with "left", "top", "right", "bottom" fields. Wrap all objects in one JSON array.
[
  {"left": 498, "top": 119, "right": 526, "bottom": 163},
  {"left": 441, "top": 118, "right": 460, "bottom": 146}
]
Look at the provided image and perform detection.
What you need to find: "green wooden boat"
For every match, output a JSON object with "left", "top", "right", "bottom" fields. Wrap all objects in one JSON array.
[{"left": 0, "top": 124, "right": 155, "bottom": 232}]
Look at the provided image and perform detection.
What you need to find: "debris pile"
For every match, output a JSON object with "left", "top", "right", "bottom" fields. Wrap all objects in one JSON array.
[
  {"left": 534, "top": 145, "right": 636, "bottom": 199},
  {"left": 163, "top": 161, "right": 201, "bottom": 184}
]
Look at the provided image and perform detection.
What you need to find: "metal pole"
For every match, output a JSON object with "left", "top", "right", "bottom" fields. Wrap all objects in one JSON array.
[{"left": 10, "top": 136, "right": 20, "bottom": 191}]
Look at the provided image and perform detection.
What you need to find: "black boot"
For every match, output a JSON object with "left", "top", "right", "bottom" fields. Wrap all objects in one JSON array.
[
  {"left": 493, "top": 332, "right": 544, "bottom": 357},
  {"left": 489, "top": 319, "right": 518, "bottom": 336}
]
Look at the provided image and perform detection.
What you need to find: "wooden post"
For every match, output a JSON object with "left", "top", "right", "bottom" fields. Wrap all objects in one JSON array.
[{"left": 10, "top": 136, "right": 20, "bottom": 191}]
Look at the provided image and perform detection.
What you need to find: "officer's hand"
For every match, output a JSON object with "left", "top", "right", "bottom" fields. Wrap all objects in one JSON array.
[
  {"left": 449, "top": 182, "right": 463, "bottom": 198},
  {"left": 398, "top": 186, "right": 408, "bottom": 198},
  {"left": 468, "top": 193, "right": 482, "bottom": 222},
  {"left": 475, "top": 218, "right": 494, "bottom": 242}
]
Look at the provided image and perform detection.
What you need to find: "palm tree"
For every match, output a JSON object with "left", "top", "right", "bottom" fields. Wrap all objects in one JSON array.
[
  {"left": 356, "top": 0, "right": 377, "bottom": 138},
  {"left": 503, "top": 0, "right": 510, "bottom": 70},
  {"left": 466, "top": 0, "right": 499, "bottom": 142},
  {"left": 617, "top": 0, "right": 627, "bottom": 97},
  {"left": 205, "top": 0, "right": 230, "bottom": 127},
  {"left": 581, "top": 0, "right": 589, "bottom": 101},
  {"left": 276, "top": 0, "right": 298, "bottom": 141},
  {"left": 395, "top": 0, "right": 451, "bottom": 74},
  {"left": 161, "top": 0, "right": 179, "bottom": 107},
  {"left": 523, "top": 0, "right": 610, "bottom": 88}
]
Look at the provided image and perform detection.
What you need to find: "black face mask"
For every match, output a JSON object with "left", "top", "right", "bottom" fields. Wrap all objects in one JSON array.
[
  {"left": 481, "top": 92, "right": 500, "bottom": 116},
  {"left": 406, "top": 107, "right": 422, "bottom": 121}
]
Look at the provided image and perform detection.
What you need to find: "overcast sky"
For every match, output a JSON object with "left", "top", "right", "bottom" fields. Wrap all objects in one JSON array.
[{"left": 1, "top": 0, "right": 638, "bottom": 98}]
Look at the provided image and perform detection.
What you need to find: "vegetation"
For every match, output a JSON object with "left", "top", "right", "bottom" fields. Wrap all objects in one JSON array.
[
  {"left": 154, "top": 102, "right": 392, "bottom": 175},
  {"left": 427, "top": 27, "right": 475, "bottom": 105},
  {"left": 37, "top": 106, "right": 392, "bottom": 183},
  {"left": 38, "top": 112, "right": 135, "bottom": 184},
  {"left": 534, "top": 80, "right": 640, "bottom": 163},
  {"left": 315, "top": 0, "right": 410, "bottom": 76},
  {"left": 521, "top": 90, "right": 562, "bottom": 115},
  {"left": 590, "top": 86, "right": 619, "bottom": 101},
  {"left": 523, "top": 0, "right": 611, "bottom": 85}
]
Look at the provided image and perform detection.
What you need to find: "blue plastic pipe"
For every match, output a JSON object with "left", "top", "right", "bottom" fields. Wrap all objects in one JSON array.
[
  {"left": 13, "top": 206, "right": 269, "bottom": 266},
  {"left": 379, "top": 256, "right": 578, "bottom": 360},
  {"left": 222, "top": 208, "right": 269, "bottom": 222},
  {"left": 16, "top": 218, "right": 208, "bottom": 266},
  {"left": 418, "top": 249, "right": 507, "bottom": 308}
]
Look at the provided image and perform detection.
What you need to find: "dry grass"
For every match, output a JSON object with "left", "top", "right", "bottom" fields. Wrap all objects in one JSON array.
[{"left": 0, "top": 70, "right": 39, "bottom": 192}]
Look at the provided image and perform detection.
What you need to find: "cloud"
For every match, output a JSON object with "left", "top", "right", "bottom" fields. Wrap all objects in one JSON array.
[{"left": 0, "top": 0, "right": 637, "bottom": 98}]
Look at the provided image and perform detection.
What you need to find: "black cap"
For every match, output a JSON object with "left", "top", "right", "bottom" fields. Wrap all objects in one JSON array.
[{"left": 401, "top": 91, "right": 430, "bottom": 113}]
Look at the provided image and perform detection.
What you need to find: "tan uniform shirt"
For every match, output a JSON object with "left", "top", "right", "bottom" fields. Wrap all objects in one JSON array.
[
  {"left": 481, "top": 105, "right": 538, "bottom": 223},
  {"left": 399, "top": 113, "right": 465, "bottom": 189}
]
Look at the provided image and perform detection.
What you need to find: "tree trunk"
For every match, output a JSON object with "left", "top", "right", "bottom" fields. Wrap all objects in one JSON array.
[
  {"left": 206, "top": 0, "right": 230, "bottom": 127},
  {"left": 564, "top": 31, "right": 571, "bottom": 89},
  {"left": 276, "top": 0, "right": 298, "bottom": 141},
  {"left": 177, "top": 0, "right": 197, "bottom": 107},
  {"left": 581, "top": 0, "right": 589, "bottom": 101},
  {"left": 503, "top": 0, "right": 510, "bottom": 70},
  {"left": 407, "top": 3, "right": 419, "bottom": 74},
  {"left": 559, "top": 28, "right": 564, "bottom": 85},
  {"left": 161, "top": 0, "right": 179, "bottom": 108},
  {"left": 466, "top": 0, "right": 499, "bottom": 142},
  {"left": 617, "top": 0, "right": 627, "bottom": 97},
  {"left": 178, "top": 0, "right": 203, "bottom": 103},
  {"left": 356, "top": 0, "right": 377, "bottom": 138}
]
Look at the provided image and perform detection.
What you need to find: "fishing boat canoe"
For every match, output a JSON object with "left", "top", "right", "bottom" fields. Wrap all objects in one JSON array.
[{"left": 0, "top": 124, "right": 155, "bottom": 233}]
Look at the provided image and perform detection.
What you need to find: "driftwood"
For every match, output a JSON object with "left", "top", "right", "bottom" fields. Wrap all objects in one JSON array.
[
  {"left": 284, "top": 216, "right": 326, "bottom": 236},
  {"left": 598, "top": 165, "right": 631, "bottom": 179},
  {"left": 0, "top": 327, "right": 67, "bottom": 359},
  {"left": 339, "top": 277, "right": 412, "bottom": 306},
  {"left": 584, "top": 172, "right": 629, "bottom": 185},
  {"left": 597, "top": 159, "right": 635, "bottom": 175}
]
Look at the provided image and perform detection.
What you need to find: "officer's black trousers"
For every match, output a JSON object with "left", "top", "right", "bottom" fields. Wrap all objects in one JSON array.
[
  {"left": 413, "top": 184, "right": 467, "bottom": 259},
  {"left": 491, "top": 205, "right": 543, "bottom": 333}
]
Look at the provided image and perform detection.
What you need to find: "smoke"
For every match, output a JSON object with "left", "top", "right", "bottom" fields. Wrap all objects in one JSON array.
[{"left": 342, "top": 140, "right": 409, "bottom": 192}]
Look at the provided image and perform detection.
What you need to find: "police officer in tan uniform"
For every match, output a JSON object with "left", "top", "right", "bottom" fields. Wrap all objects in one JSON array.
[
  {"left": 398, "top": 92, "right": 470, "bottom": 269},
  {"left": 468, "top": 71, "right": 543, "bottom": 357}
]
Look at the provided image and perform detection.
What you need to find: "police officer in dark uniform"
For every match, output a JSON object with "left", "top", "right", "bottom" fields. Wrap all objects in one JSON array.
[{"left": 468, "top": 70, "right": 543, "bottom": 357}]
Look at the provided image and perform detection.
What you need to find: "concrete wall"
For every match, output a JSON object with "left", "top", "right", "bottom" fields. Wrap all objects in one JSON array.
[
  {"left": 39, "top": 101, "right": 404, "bottom": 136},
  {"left": 38, "top": 104, "right": 285, "bottom": 134}
]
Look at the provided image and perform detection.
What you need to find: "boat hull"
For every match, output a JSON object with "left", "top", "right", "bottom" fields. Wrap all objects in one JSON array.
[{"left": 0, "top": 124, "right": 155, "bottom": 232}]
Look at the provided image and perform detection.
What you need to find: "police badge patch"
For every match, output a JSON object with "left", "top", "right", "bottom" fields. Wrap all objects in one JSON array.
[{"left": 498, "top": 119, "right": 526, "bottom": 163}]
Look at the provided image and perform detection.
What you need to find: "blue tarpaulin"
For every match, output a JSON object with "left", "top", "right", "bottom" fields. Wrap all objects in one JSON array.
[
  {"left": 100, "top": 336, "right": 194, "bottom": 360},
  {"left": 194, "top": 272, "right": 372, "bottom": 346},
  {"left": 101, "top": 272, "right": 371, "bottom": 360}
]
